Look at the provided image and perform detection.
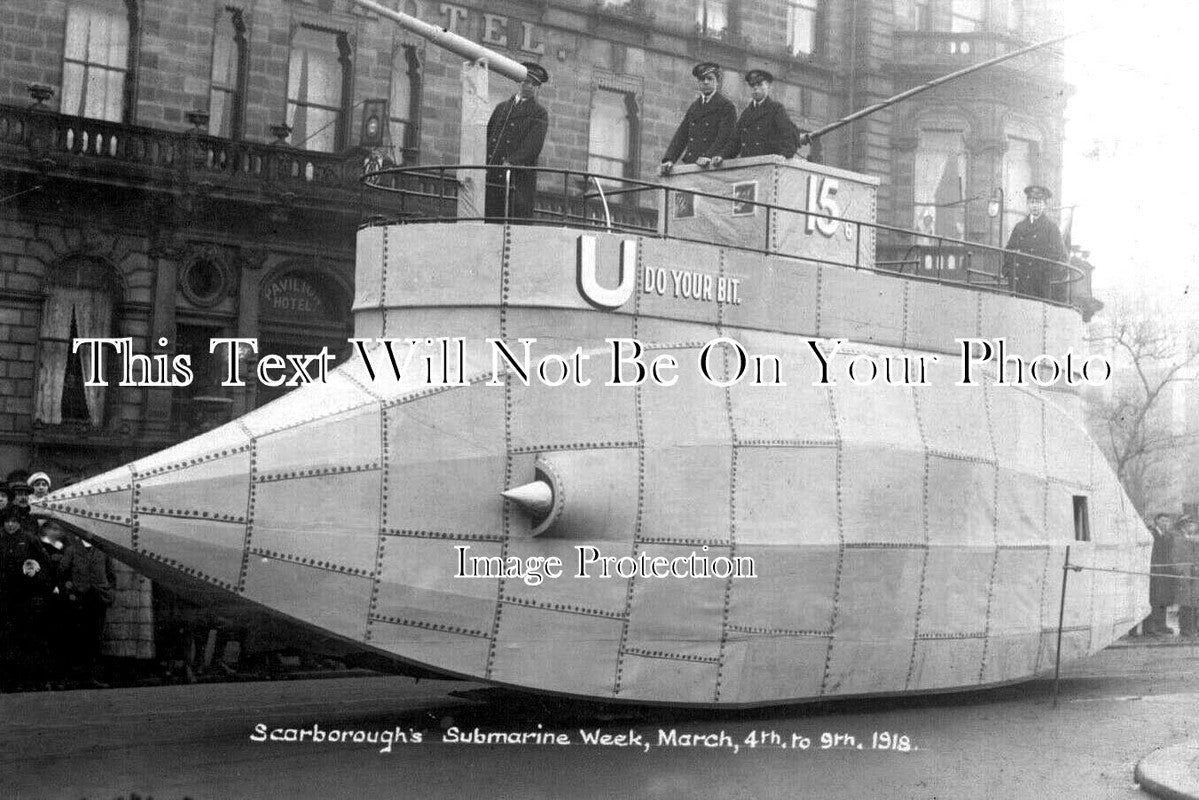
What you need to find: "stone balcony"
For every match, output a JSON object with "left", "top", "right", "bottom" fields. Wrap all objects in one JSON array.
[{"left": 0, "top": 104, "right": 388, "bottom": 215}]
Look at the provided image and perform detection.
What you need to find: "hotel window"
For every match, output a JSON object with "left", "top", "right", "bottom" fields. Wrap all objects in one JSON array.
[
  {"left": 1003, "top": 135, "right": 1039, "bottom": 234},
  {"left": 61, "top": 1, "right": 132, "bottom": 122},
  {"left": 1004, "top": 0, "right": 1024, "bottom": 32},
  {"left": 587, "top": 89, "right": 637, "bottom": 188},
  {"left": 389, "top": 44, "right": 421, "bottom": 164},
  {"left": 950, "top": 0, "right": 983, "bottom": 32},
  {"left": 34, "top": 258, "right": 119, "bottom": 427},
  {"left": 209, "top": 8, "right": 247, "bottom": 139},
  {"left": 787, "top": 0, "right": 820, "bottom": 56},
  {"left": 697, "top": 0, "right": 730, "bottom": 38},
  {"left": 895, "top": 0, "right": 932, "bottom": 31},
  {"left": 286, "top": 25, "right": 351, "bottom": 153},
  {"left": 913, "top": 127, "right": 968, "bottom": 240}
]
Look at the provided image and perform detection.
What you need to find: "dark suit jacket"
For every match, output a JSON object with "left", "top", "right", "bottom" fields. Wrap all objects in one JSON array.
[
  {"left": 662, "top": 92, "right": 737, "bottom": 164},
  {"left": 728, "top": 97, "right": 800, "bottom": 159},
  {"left": 486, "top": 96, "right": 548, "bottom": 166},
  {"left": 1003, "top": 214, "right": 1066, "bottom": 298}
]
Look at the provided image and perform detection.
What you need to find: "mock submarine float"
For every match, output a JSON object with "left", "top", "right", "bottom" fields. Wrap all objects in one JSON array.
[{"left": 32, "top": 6, "right": 1147, "bottom": 706}]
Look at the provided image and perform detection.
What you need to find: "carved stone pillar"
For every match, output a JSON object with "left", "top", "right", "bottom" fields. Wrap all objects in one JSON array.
[
  {"left": 232, "top": 246, "right": 267, "bottom": 415},
  {"left": 144, "top": 226, "right": 182, "bottom": 435}
]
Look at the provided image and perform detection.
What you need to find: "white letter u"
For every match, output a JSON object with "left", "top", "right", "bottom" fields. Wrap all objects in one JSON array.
[{"left": 577, "top": 235, "right": 636, "bottom": 310}]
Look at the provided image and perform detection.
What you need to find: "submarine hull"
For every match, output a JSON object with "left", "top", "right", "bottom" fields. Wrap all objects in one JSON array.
[{"left": 36, "top": 221, "right": 1148, "bottom": 706}]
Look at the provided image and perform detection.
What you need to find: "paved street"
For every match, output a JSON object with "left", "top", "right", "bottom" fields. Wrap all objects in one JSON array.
[{"left": 3, "top": 642, "right": 1198, "bottom": 799}]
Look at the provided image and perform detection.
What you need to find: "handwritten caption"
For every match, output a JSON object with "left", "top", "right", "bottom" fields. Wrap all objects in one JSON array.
[{"left": 250, "top": 723, "right": 916, "bottom": 755}]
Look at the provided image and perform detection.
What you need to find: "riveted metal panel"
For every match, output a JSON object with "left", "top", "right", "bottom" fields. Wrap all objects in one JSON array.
[
  {"left": 839, "top": 446, "right": 925, "bottom": 545},
  {"left": 824, "top": 639, "right": 912, "bottom": 695},
  {"left": 138, "top": 447, "right": 252, "bottom": 494},
  {"left": 834, "top": 365, "right": 922, "bottom": 450},
  {"left": 909, "top": 638, "right": 986, "bottom": 691},
  {"left": 919, "top": 381, "right": 992, "bottom": 461},
  {"left": 832, "top": 548, "right": 923, "bottom": 639},
  {"left": 641, "top": 446, "right": 732, "bottom": 544},
  {"left": 925, "top": 457, "right": 998, "bottom": 547},
  {"left": 368, "top": 621, "right": 491, "bottom": 677},
  {"left": 374, "top": 536, "right": 500, "bottom": 636},
  {"left": 502, "top": 538, "right": 629, "bottom": 615},
  {"left": 733, "top": 449, "right": 839, "bottom": 547},
  {"left": 906, "top": 282, "right": 978, "bottom": 355},
  {"left": 726, "top": 545, "right": 837, "bottom": 631},
  {"left": 256, "top": 406, "right": 382, "bottom": 475},
  {"left": 254, "top": 470, "right": 382, "bottom": 574},
  {"left": 618, "top": 654, "right": 721, "bottom": 704},
  {"left": 977, "top": 292, "right": 1044, "bottom": 359},
  {"left": 818, "top": 268, "right": 904, "bottom": 346},
  {"left": 720, "top": 251, "right": 819, "bottom": 337},
  {"left": 489, "top": 605, "right": 623, "bottom": 696},
  {"left": 506, "top": 360, "right": 639, "bottom": 452},
  {"left": 533, "top": 449, "right": 640, "bottom": 543},
  {"left": 383, "top": 223, "right": 504, "bottom": 309},
  {"left": 722, "top": 636, "right": 829, "bottom": 703},
  {"left": 726, "top": 331, "right": 836, "bottom": 442},
  {"left": 136, "top": 518, "right": 246, "bottom": 587},
  {"left": 625, "top": 544, "right": 728, "bottom": 661},
  {"left": 988, "top": 549, "right": 1048, "bottom": 635},
  {"left": 996, "top": 469, "right": 1048, "bottom": 545},
  {"left": 917, "top": 547, "right": 994, "bottom": 633},
  {"left": 237, "top": 371, "right": 379, "bottom": 439},
  {"left": 242, "top": 558, "right": 373, "bottom": 642},
  {"left": 354, "top": 225, "right": 385, "bottom": 309},
  {"left": 131, "top": 425, "right": 250, "bottom": 476},
  {"left": 636, "top": 239, "right": 723, "bottom": 326},
  {"left": 981, "top": 633, "right": 1040, "bottom": 685}
]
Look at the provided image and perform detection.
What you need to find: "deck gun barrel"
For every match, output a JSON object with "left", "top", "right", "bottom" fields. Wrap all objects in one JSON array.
[
  {"left": 804, "top": 29, "right": 1085, "bottom": 143},
  {"left": 349, "top": 0, "right": 529, "bottom": 83}
]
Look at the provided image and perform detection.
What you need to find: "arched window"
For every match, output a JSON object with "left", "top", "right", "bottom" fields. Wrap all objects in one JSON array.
[
  {"left": 587, "top": 88, "right": 638, "bottom": 187},
  {"left": 61, "top": 0, "right": 137, "bottom": 122},
  {"left": 209, "top": 7, "right": 248, "bottom": 139},
  {"left": 287, "top": 25, "right": 352, "bottom": 153},
  {"left": 914, "top": 125, "right": 969, "bottom": 239},
  {"left": 1002, "top": 120, "right": 1043, "bottom": 235},
  {"left": 787, "top": 0, "right": 821, "bottom": 56},
  {"left": 34, "top": 258, "right": 120, "bottom": 427},
  {"left": 389, "top": 43, "right": 421, "bottom": 164}
]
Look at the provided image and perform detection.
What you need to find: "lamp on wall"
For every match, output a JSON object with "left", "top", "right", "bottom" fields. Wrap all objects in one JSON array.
[{"left": 360, "top": 99, "right": 388, "bottom": 148}]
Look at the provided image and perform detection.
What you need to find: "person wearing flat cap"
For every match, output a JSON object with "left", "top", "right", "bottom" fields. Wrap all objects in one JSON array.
[
  {"left": 485, "top": 61, "right": 550, "bottom": 221},
  {"left": 658, "top": 62, "right": 737, "bottom": 175},
  {"left": 1002, "top": 184, "right": 1067, "bottom": 301},
  {"left": 716, "top": 69, "right": 802, "bottom": 166}
]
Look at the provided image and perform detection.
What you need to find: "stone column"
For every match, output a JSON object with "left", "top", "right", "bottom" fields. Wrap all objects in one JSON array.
[
  {"left": 458, "top": 60, "right": 491, "bottom": 219},
  {"left": 142, "top": 227, "right": 181, "bottom": 435},
  {"left": 232, "top": 247, "right": 267, "bottom": 416}
]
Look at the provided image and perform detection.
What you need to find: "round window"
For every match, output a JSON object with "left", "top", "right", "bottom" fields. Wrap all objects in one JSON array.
[{"left": 181, "top": 255, "right": 229, "bottom": 307}]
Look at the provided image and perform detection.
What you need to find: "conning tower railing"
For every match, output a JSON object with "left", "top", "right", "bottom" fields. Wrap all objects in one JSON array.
[{"left": 361, "top": 164, "right": 1087, "bottom": 309}]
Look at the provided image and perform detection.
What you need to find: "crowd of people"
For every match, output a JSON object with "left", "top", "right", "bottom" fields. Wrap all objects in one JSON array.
[
  {"left": 1141, "top": 512, "right": 1199, "bottom": 637},
  {"left": 0, "top": 469, "right": 114, "bottom": 692}
]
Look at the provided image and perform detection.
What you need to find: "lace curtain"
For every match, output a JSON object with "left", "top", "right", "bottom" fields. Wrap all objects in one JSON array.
[{"left": 34, "top": 287, "right": 113, "bottom": 426}]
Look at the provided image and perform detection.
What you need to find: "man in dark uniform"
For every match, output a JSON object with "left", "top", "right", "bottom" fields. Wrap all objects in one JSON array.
[
  {"left": 717, "top": 69, "right": 801, "bottom": 164},
  {"left": 485, "top": 61, "right": 550, "bottom": 221},
  {"left": 1002, "top": 184, "right": 1066, "bottom": 300},
  {"left": 658, "top": 62, "right": 737, "bottom": 175},
  {"left": 1144, "top": 512, "right": 1178, "bottom": 635}
]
